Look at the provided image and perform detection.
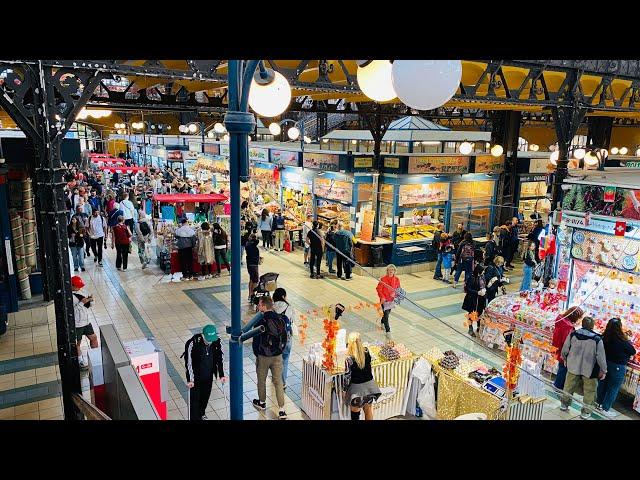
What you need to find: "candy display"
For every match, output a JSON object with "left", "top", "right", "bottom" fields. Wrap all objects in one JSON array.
[
  {"left": 483, "top": 291, "right": 564, "bottom": 335},
  {"left": 367, "top": 341, "right": 413, "bottom": 365}
]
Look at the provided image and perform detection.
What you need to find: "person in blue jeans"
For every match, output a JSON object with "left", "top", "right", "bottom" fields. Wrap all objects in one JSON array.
[
  {"left": 453, "top": 233, "right": 475, "bottom": 288},
  {"left": 325, "top": 221, "right": 337, "bottom": 274},
  {"left": 520, "top": 241, "right": 537, "bottom": 291},
  {"left": 596, "top": 318, "right": 637, "bottom": 417},
  {"left": 272, "top": 288, "right": 297, "bottom": 389}
]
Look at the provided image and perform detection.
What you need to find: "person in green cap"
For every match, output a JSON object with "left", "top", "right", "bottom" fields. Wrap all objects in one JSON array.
[{"left": 182, "top": 324, "right": 226, "bottom": 420}]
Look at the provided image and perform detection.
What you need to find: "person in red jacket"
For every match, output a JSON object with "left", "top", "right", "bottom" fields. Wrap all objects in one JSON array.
[
  {"left": 552, "top": 306, "right": 584, "bottom": 390},
  {"left": 376, "top": 264, "right": 401, "bottom": 336}
]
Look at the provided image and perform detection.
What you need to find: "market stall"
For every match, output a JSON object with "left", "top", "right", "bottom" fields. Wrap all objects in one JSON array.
[{"left": 377, "top": 153, "right": 498, "bottom": 267}]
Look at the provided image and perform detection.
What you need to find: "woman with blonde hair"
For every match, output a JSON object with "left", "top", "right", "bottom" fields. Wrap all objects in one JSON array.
[{"left": 344, "top": 332, "right": 381, "bottom": 420}]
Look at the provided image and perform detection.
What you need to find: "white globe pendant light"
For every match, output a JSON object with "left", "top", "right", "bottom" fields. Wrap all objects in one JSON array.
[
  {"left": 356, "top": 60, "right": 397, "bottom": 102},
  {"left": 214, "top": 122, "right": 226, "bottom": 134},
  {"left": 188, "top": 123, "right": 198, "bottom": 134},
  {"left": 248, "top": 70, "right": 292, "bottom": 118},
  {"left": 584, "top": 151, "right": 599, "bottom": 166},
  {"left": 620, "top": 147, "right": 628, "bottom": 155},
  {"left": 207, "top": 131, "right": 214, "bottom": 138},
  {"left": 610, "top": 147, "right": 619, "bottom": 155},
  {"left": 269, "top": 122, "right": 282, "bottom": 135},
  {"left": 573, "top": 147, "right": 586, "bottom": 160},
  {"left": 490, "top": 144, "right": 504, "bottom": 157},
  {"left": 287, "top": 126, "right": 300, "bottom": 141},
  {"left": 459, "top": 141, "right": 473, "bottom": 155},
  {"left": 391, "top": 60, "right": 462, "bottom": 110}
]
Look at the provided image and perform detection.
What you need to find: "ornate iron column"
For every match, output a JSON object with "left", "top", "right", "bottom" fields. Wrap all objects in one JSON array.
[{"left": 490, "top": 110, "right": 521, "bottom": 226}]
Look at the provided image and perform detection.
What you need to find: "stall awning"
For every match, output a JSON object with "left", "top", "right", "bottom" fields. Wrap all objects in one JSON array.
[
  {"left": 152, "top": 193, "right": 228, "bottom": 203},
  {"left": 100, "top": 166, "right": 147, "bottom": 173},
  {"left": 92, "top": 158, "right": 125, "bottom": 165}
]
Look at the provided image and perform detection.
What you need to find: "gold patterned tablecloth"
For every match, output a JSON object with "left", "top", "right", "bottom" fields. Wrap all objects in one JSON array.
[{"left": 431, "top": 363, "right": 502, "bottom": 420}]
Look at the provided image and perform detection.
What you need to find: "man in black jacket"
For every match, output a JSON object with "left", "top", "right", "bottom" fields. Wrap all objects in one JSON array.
[{"left": 184, "top": 324, "right": 226, "bottom": 420}]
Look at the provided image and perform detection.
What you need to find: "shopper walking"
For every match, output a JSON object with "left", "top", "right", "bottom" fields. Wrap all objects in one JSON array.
[
  {"left": 135, "top": 210, "right": 152, "bottom": 269},
  {"left": 560, "top": 316, "right": 607, "bottom": 419},
  {"left": 67, "top": 217, "right": 86, "bottom": 272},
  {"left": 596, "top": 318, "right": 636, "bottom": 417},
  {"left": 484, "top": 227, "right": 501, "bottom": 266},
  {"left": 111, "top": 215, "right": 132, "bottom": 271},
  {"left": 528, "top": 219, "right": 545, "bottom": 262},
  {"left": 462, "top": 264, "right": 487, "bottom": 336},
  {"left": 175, "top": 218, "right": 196, "bottom": 281},
  {"left": 343, "top": 332, "right": 381, "bottom": 420},
  {"left": 302, "top": 214, "right": 313, "bottom": 265},
  {"left": 272, "top": 288, "right": 297, "bottom": 389},
  {"left": 86, "top": 208, "right": 107, "bottom": 267},
  {"left": 325, "top": 220, "right": 337, "bottom": 274},
  {"left": 307, "top": 221, "right": 325, "bottom": 279},
  {"left": 505, "top": 217, "right": 520, "bottom": 269},
  {"left": 197, "top": 222, "right": 215, "bottom": 280},
  {"left": 272, "top": 210, "right": 286, "bottom": 251},
  {"left": 335, "top": 222, "right": 356, "bottom": 281},
  {"left": 432, "top": 223, "right": 444, "bottom": 280},
  {"left": 258, "top": 209, "right": 273, "bottom": 250},
  {"left": 245, "top": 233, "right": 261, "bottom": 302},
  {"left": 451, "top": 223, "right": 467, "bottom": 251},
  {"left": 212, "top": 222, "right": 230, "bottom": 277},
  {"left": 453, "top": 233, "right": 475, "bottom": 288},
  {"left": 440, "top": 234, "right": 454, "bottom": 283},
  {"left": 184, "top": 324, "right": 226, "bottom": 421},
  {"left": 376, "top": 264, "right": 401, "bottom": 336},
  {"left": 551, "top": 306, "right": 583, "bottom": 390},
  {"left": 520, "top": 241, "right": 538, "bottom": 291},
  {"left": 247, "top": 297, "right": 288, "bottom": 419},
  {"left": 484, "top": 256, "right": 509, "bottom": 303},
  {"left": 120, "top": 193, "right": 136, "bottom": 235},
  {"left": 71, "top": 275, "right": 98, "bottom": 369}
]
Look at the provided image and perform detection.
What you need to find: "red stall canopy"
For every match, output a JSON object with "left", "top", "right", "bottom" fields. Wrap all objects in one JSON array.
[
  {"left": 92, "top": 158, "right": 125, "bottom": 165},
  {"left": 100, "top": 166, "right": 147, "bottom": 174},
  {"left": 152, "top": 193, "right": 228, "bottom": 203}
]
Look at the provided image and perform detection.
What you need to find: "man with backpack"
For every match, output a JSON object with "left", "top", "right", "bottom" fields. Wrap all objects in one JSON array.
[
  {"left": 183, "top": 324, "right": 226, "bottom": 421},
  {"left": 560, "top": 316, "right": 608, "bottom": 419},
  {"left": 244, "top": 296, "right": 288, "bottom": 419},
  {"left": 452, "top": 233, "right": 476, "bottom": 288},
  {"left": 272, "top": 210, "right": 286, "bottom": 252}
]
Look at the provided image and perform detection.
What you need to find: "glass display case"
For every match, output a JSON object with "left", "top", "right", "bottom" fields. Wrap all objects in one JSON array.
[{"left": 449, "top": 180, "right": 495, "bottom": 238}]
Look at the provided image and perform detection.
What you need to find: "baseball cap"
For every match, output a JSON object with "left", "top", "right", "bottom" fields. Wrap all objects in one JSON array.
[
  {"left": 202, "top": 324, "right": 218, "bottom": 342},
  {"left": 71, "top": 276, "right": 85, "bottom": 288}
]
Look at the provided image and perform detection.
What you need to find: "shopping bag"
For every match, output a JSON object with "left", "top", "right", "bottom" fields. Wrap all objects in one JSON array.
[{"left": 284, "top": 238, "right": 291, "bottom": 253}]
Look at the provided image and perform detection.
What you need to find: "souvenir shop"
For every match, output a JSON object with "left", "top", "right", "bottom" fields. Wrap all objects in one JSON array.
[
  {"left": 556, "top": 171, "right": 640, "bottom": 408},
  {"left": 376, "top": 153, "right": 500, "bottom": 267}
]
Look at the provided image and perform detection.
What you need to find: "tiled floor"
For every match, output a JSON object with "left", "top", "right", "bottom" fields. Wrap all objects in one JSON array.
[{"left": 0, "top": 242, "right": 638, "bottom": 421}]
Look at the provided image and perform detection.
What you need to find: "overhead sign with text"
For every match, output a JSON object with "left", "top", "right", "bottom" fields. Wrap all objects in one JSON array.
[{"left": 408, "top": 155, "right": 470, "bottom": 175}]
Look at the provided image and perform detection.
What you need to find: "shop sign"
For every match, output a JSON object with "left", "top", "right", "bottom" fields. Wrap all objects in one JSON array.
[
  {"left": 520, "top": 174, "right": 548, "bottom": 183},
  {"left": 249, "top": 146, "right": 269, "bottom": 162},
  {"left": 353, "top": 156, "right": 374, "bottom": 169},
  {"left": 220, "top": 143, "right": 230, "bottom": 156},
  {"left": 204, "top": 143, "right": 220, "bottom": 155},
  {"left": 303, "top": 152, "right": 340, "bottom": 171},
  {"left": 529, "top": 157, "right": 551, "bottom": 174},
  {"left": 183, "top": 151, "right": 199, "bottom": 160},
  {"left": 562, "top": 214, "right": 640, "bottom": 237},
  {"left": 188, "top": 141, "right": 201, "bottom": 152},
  {"left": 313, "top": 177, "right": 353, "bottom": 202},
  {"left": 399, "top": 182, "right": 450, "bottom": 206},
  {"left": 384, "top": 157, "right": 400, "bottom": 169},
  {"left": 475, "top": 155, "right": 505, "bottom": 174},
  {"left": 270, "top": 149, "right": 299, "bottom": 166},
  {"left": 167, "top": 150, "right": 183, "bottom": 160},
  {"left": 620, "top": 161, "right": 640, "bottom": 168},
  {"left": 408, "top": 155, "right": 469, "bottom": 174}
]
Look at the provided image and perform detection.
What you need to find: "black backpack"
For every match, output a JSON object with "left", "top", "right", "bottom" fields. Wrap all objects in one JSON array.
[
  {"left": 461, "top": 242, "right": 475, "bottom": 260},
  {"left": 257, "top": 312, "right": 288, "bottom": 357},
  {"left": 139, "top": 220, "right": 151, "bottom": 236}
]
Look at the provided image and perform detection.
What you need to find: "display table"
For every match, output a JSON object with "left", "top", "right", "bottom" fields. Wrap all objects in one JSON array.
[
  {"left": 355, "top": 237, "right": 393, "bottom": 267},
  {"left": 301, "top": 356, "right": 415, "bottom": 420},
  {"left": 169, "top": 250, "right": 229, "bottom": 276}
]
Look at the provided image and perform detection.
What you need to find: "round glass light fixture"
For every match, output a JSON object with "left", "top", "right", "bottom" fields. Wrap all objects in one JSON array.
[
  {"left": 636, "top": 147, "right": 640, "bottom": 157},
  {"left": 610, "top": 147, "right": 619, "bottom": 155},
  {"left": 620, "top": 147, "right": 628, "bottom": 155},
  {"left": 207, "top": 131, "right": 214, "bottom": 138},
  {"left": 188, "top": 123, "right": 198, "bottom": 134},
  {"left": 223, "top": 134, "right": 229, "bottom": 141},
  {"left": 248, "top": 70, "right": 292, "bottom": 118},
  {"left": 356, "top": 60, "right": 396, "bottom": 102},
  {"left": 530, "top": 144, "right": 540, "bottom": 152},
  {"left": 287, "top": 126, "right": 300, "bottom": 141},
  {"left": 391, "top": 60, "right": 462, "bottom": 110},
  {"left": 269, "top": 122, "right": 281, "bottom": 136},
  {"left": 322, "top": 138, "right": 329, "bottom": 143},
  {"left": 573, "top": 148, "right": 586, "bottom": 160},
  {"left": 490, "top": 144, "right": 504, "bottom": 157},
  {"left": 584, "top": 151, "right": 599, "bottom": 166},
  {"left": 351, "top": 139, "right": 358, "bottom": 145},
  {"left": 550, "top": 150, "right": 559, "bottom": 165},
  {"left": 150, "top": 125, "right": 156, "bottom": 130},
  {"left": 178, "top": 125, "right": 186, "bottom": 133},
  {"left": 304, "top": 136, "right": 312, "bottom": 144},
  {"left": 459, "top": 141, "right": 473, "bottom": 155},
  {"left": 166, "top": 125, "right": 171, "bottom": 130},
  {"left": 213, "top": 122, "right": 226, "bottom": 134}
]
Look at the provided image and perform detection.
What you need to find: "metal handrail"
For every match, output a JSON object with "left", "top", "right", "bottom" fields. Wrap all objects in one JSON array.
[{"left": 71, "top": 393, "right": 111, "bottom": 420}]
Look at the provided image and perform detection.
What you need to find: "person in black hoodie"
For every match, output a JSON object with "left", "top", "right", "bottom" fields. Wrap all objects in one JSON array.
[
  {"left": 462, "top": 264, "right": 487, "bottom": 336},
  {"left": 596, "top": 318, "right": 637, "bottom": 417},
  {"left": 484, "top": 227, "right": 501, "bottom": 266},
  {"left": 245, "top": 234, "right": 261, "bottom": 302},
  {"left": 528, "top": 219, "right": 545, "bottom": 263},
  {"left": 484, "top": 256, "right": 509, "bottom": 304},
  {"left": 212, "top": 222, "right": 231, "bottom": 277},
  {"left": 184, "top": 324, "right": 226, "bottom": 421}
]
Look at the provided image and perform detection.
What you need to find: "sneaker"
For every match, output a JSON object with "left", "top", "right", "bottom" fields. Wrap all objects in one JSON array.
[
  {"left": 252, "top": 399, "right": 266, "bottom": 410},
  {"left": 122, "top": 268, "right": 127, "bottom": 272},
  {"left": 278, "top": 410, "right": 288, "bottom": 420},
  {"left": 328, "top": 270, "right": 336, "bottom": 274},
  {"left": 601, "top": 409, "right": 619, "bottom": 418},
  {"left": 283, "top": 384, "right": 287, "bottom": 391},
  {"left": 117, "top": 267, "right": 122, "bottom": 271},
  {"left": 310, "top": 274, "right": 316, "bottom": 279},
  {"left": 201, "top": 415, "right": 209, "bottom": 420},
  {"left": 197, "top": 276, "right": 205, "bottom": 281},
  {"left": 80, "top": 267, "right": 86, "bottom": 272},
  {"left": 344, "top": 277, "right": 352, "bottom": 281},
  {"left": 304, "top": 261, "right": 309, "bottom": 265},
  {"left": 595, "top": 404, "right": 603, "bottom": 411},
  {"left": 316, "top": 275, "right": 324, "bottom": 279},
  {"left": 580, "top": 411, "right": 591, "bottom": 420},
  {"left": 98, "top": 262, "right": 103, "bottom": 267},
  {"left": 559, "top": 405, "right": 569, "bottom": 412},
  {"left": 468, "top": 330, "right": 476, "bottom": 337},
  {"left": 74, "top": 268, "right": 79, "bottom": 272},
  {"left": 142, "top": 263, "right": 147, "bottom": 270}
]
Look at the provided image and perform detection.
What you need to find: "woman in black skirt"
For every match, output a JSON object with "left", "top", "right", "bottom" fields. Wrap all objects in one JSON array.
[
  {"left": 344, "top": 332, "right": 381, "bottom": 420},
  {"left": 462, "top": 264, "right": 487, "bottom": 337}
]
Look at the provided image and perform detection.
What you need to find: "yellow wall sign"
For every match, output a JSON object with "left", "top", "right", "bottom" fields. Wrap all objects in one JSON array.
[
  {"left": 354, "top": 157, "right": 374, "bottom": 168},
  {"left": 408, "top": 156, "right": 469, "bottom": 174},
  {"left": 475, "top": 155, "right": 505, "bottom": 173},
  {"left": 384, "top": 157, "right": 400, "bottom": 169}
]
